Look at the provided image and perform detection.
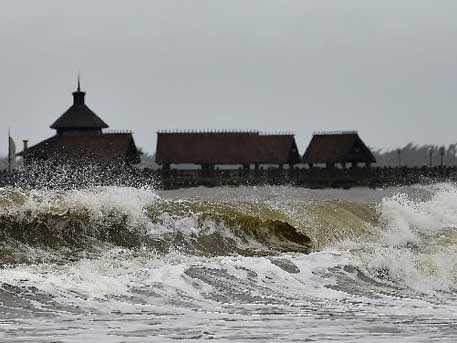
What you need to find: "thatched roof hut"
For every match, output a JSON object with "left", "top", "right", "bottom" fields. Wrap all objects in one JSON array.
[
  {"left": 303, "top": 131, "right": 375, "bottom": 168},
  {"left": 155, "top": 131, "right": 300, "bottom": 168}
]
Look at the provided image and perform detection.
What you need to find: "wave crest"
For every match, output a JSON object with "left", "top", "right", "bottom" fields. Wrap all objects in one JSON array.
[{"left": 0, "top": 188, "right": 315, "bottom": 264}]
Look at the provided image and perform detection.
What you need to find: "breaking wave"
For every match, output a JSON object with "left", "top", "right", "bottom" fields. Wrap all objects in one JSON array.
[
  {"left": 341, "top": 183, "right": 457, "bottom": 295},
  {"left": 3, "top": 184, "right": 457, "bottom": 341},
  {"left": 0, "top": 187, "right": 317, "bottom": 264},
  {"left": 2, "top": 184, "right": 457, "bottom": 295}
]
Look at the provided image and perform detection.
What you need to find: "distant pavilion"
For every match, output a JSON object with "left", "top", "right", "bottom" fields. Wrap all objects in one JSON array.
[
  {"left": 303, "top": 131, "right": 375, "bottom": 168},
  {"left": 155, "top": 130, "right": 301, "bottom": 170},
  {"left": 18, "top": 80, "right": 139, "bottom": 165}
]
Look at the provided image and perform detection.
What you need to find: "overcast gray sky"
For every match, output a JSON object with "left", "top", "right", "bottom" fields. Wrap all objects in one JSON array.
[{"left": 1, "top": 0, "right": 456, "bottom": 155}]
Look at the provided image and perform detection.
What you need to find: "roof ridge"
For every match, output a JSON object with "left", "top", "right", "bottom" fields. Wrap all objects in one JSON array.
[
  {"left": 313, "top": 130, "right": 358, "bottom": 136},
  {"left": 157, "top": 129, "right": 260, "bottom": 135}
]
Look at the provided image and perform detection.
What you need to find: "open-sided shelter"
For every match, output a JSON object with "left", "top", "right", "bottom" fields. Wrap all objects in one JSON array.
[
  {"left": 303, "top": 131, "right": 375, "bottom": 168},
  {"left": 155, "top": 131, "right": 300, "bottom": 170}
]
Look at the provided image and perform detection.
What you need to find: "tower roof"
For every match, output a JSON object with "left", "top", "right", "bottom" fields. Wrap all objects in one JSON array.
[{"left": 50, "top": 80, "right": 109, "bottom": 130}]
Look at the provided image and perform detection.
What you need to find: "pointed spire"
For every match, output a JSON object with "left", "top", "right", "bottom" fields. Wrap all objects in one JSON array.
[
  {"left": 72, "top": 72, "right": 85, "bottom": 106},
  {"left": 77, "top": 70, "right": 81, "bottom": 92}
]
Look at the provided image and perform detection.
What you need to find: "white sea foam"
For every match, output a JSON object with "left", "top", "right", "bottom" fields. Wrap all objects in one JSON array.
[
  {"left": 339, "top": 183, "right": 457, "bottom": 294},
  {"left": 0, "top": 186, "right": 159, "bottom": 229},
  {"left": 2, "top": 184, "right": 457, "bottom": 341}
]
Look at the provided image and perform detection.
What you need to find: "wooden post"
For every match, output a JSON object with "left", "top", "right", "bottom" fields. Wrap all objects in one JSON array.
[
  {"left": 440, "top": 146, "right": 445, "bottom": 167},
  {"left": 7, "top": 134, "right": 11, "bottom": 174}
]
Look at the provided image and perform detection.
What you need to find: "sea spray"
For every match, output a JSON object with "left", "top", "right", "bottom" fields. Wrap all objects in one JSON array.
[
  {"left": 338, "top": 183, "right": 457, "bottom": 294},
  {"left": 2, "top": 184, "right": 457, "bottom": 341}
]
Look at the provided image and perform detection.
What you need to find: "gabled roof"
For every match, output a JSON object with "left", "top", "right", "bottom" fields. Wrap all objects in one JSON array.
[
  {"left": 303, "top": 131, "right": 376, "bottom": 164},
  {"left": 18, "top": 133, "right": 137, "bottom": 162},
  {"left": 50, "top": 104, "right": 109, "bottom": 130},
  {"left": 256, "top": 135, "right": 301, "bottom": 164},
  {"left": 155, "top": 131, "right": 300, "bottom": 165}
]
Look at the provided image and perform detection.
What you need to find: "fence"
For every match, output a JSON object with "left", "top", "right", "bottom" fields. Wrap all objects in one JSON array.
[
  {"left": 1, "top": 166, "right": 456, "bottom": 189},
  {"left": 155, "top": 166, "right": 457, "bottom": 189}
]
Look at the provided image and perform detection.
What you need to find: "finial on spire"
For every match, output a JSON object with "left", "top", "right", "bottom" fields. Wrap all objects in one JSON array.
[{"left": 73, "top": 71, "right": 85, "bottom": 105}]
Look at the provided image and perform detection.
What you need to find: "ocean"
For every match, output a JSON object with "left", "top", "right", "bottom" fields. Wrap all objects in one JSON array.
[{"left": 1, "top": 184, "right": 457, "bottom": 342}]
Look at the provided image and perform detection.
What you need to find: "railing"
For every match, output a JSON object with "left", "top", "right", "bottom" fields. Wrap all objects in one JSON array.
[
  {"left": 2, "top": 165, "right": 457, "bottom": 189},
  {"left": 153, "top": 166, "right": 457, "bottom": 189}
]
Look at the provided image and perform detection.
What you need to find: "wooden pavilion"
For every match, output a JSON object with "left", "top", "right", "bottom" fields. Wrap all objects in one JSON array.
[
  {"left": 155, "top": 131, "right": 300, "bottom": 170},
  {"left": 18, "top": 80, "right": 139, "bottom": 165},
  {"left": 303, "top": 131, "right": 375, "bottom": 168}
]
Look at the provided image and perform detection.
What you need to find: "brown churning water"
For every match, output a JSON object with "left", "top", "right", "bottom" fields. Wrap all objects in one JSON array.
[{"left": 1, "top": 184, "right": 457, "bottom": 342}]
